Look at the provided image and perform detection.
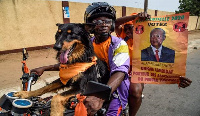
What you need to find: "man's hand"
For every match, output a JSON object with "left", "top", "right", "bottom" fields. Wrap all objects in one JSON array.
[
  {"left": 179, "top": 76, "right": 192, "bottom": 88},
  {"left": 30, "top": 67, "right": 45, "bottom": 76},
  {"left": 30, "top": 64, "right": 60, "bottom": 76},
  {"left": 84, "top": 96, "right": 104, "bottom": 116},
  {"left": 137, "top": 12, "right": 151, "bottom": 20}
]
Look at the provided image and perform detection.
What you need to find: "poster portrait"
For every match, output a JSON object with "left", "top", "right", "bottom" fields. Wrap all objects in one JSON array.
[{"left": 131, "top": 12, "right": 189, "bottom": 84}]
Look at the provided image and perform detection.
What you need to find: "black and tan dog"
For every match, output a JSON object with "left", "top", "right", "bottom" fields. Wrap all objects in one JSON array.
[{"left": 14, "top": 23, "right": 109, "bottom": 115}]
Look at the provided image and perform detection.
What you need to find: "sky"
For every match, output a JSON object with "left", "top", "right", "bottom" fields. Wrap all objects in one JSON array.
[{"left": 59, "top": 0, "right": 180, "bottom": 12}]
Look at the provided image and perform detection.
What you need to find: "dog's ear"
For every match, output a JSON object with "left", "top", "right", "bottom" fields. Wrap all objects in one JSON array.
[
  {"left": 56, "top": 23, "right": 61, "bottom": 26},
  {"left": 82, "top": 23, "right": 96, "bottom": 33},
  {"left": 56, "top": 23, "right": 64, "bottom": 31},
  {"left": 56, "top": 23, "right": 64, "bottom": 27}
]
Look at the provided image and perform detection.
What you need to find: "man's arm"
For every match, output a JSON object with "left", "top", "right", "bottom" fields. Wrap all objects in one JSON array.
[
  {"left": 84, "top": 72, "right": 125, "bottom": 116},
  {"left": 115, "top": 13, "right": 150, "bottom": 36},
  {"left": 85, "top": 39, "right": 129, "bottom": 115},
  {"left": 115, "top": 15, "right": 137, "bottom": 28},
  {"left": 115, "top": 14, "right": 138, "bottom": 36},
  {"left": 107, "top": 71, "right": 125, "bottom": 93},
  {"left": 30, "top": 63, "right": 60, "bottom": 76}
]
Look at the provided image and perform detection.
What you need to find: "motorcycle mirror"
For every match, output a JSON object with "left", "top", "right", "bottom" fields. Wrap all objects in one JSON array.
[
  {"left": 83, "top": 81, "right": 112, "bottom": 101},
  {"left": 22, "top": 48, "right": 28, "bottom": 61}
]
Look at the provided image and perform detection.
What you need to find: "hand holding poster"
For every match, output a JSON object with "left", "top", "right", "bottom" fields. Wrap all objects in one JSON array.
[{"left": 132, "top": 12, "right": 189, "bottom": 84}]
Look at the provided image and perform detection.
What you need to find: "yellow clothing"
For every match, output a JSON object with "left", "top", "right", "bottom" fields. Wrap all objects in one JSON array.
[{"left": 126, "top": 38, "right": 133, "bottom": 61}]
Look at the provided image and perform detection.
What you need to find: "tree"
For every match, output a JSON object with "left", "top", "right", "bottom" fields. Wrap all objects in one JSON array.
[{"left": 175, "top": 0, "right": 200, "bottom": 16}]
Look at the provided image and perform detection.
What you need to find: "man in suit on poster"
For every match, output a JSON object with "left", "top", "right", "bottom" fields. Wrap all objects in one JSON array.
[{"left": 141, "top": 28, "right": 175, "bottom": 63}]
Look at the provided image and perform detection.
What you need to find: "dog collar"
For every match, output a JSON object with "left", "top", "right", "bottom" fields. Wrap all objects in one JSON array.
[{"left": 59, "top": 56, "right": 97, "bottom": 85}]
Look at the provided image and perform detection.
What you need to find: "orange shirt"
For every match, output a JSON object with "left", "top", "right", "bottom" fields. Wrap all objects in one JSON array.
[
  {"left": 117, "top": 27, "right": 126, "bottom": 39},
  {"left": 93, "top": 37, "right": 111, "bottom": 69}
]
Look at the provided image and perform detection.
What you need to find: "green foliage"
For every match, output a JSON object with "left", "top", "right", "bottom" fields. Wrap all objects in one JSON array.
[{"left": 175, "top": 0, "right": 200, "bottom": 16}]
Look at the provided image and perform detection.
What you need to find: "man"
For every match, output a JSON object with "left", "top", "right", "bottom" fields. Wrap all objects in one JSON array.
[
  {"left": 141, "top": 28, "right": 175, "bottom": 63},
  {"left": 115, "top": 14, "right": 192, "bottom": 116},
  {"left": 83, "top": 2, "right": 130, "bottom": 115},
  {"left": 115, "top": 13, "right": 146, "bottom": 116},
  {"left": 28, "top": 2, "right": 129, "bottom": 115}
]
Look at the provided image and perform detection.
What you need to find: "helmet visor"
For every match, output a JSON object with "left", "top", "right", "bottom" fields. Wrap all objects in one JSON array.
[{"left": 86, "top": 6, "right": 116, "bottom": 23}]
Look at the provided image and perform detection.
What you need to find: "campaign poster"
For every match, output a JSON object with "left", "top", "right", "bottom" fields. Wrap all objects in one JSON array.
[{"left": 131, "top": 12, "right": 189, "bottom": 84}]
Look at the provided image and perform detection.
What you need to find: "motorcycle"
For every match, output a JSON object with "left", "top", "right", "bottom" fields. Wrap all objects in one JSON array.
[
  {"left": 0, "top": 48, "right": 52, "bottom": 116},
  {"left": 0, "top": 48, "right": 115, "bottom": 116}
]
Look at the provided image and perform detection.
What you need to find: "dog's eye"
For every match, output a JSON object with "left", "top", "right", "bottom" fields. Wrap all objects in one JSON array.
[
  {"left": 58, "top": 30, "right": 61, "bottom": 33},
  {"left": 67, "top": 30, "right": 71, "bottom": 33}
]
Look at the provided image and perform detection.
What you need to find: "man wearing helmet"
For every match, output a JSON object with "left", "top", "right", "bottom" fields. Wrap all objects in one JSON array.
[{"left": 84, "top": 2, "right": 130, "bottom": 116}]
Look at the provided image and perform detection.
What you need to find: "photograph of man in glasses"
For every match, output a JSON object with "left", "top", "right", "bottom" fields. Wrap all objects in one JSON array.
[{"left": 141, "top": 28, "right": 175, "bottom": 63}]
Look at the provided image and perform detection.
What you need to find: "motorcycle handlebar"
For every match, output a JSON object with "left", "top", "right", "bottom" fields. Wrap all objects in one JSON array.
[{"left": 26, "top": 73, "right": 39, "bottom": 91}]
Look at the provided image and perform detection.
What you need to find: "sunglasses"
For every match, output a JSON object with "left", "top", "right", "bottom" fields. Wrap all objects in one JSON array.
[{"left": 92, "top": 19, "right": 112, "bottom": 26}]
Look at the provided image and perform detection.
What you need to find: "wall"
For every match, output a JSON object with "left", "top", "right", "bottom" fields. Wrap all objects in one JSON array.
[
  {"left": 188, "top": 16, "right": 199, "bottom": 30},
  {"left": 197, "top": 17, "right": 200, "bottom": 29},
  {"left": 0, "top": 0, "right": 63, "bottom": 51},
  {"left": 0, "top": 0, "right": 198, "bottom": 52},
  {"left": 126, "top": 7, "right": 156, "bottom": 16},
  {"left": 68, "top": 2, "right": 90, "bottom": 23}
]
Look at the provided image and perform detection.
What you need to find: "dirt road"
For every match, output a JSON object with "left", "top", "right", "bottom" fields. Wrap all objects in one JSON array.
[{"left": 0, "top": 48, "right": 58, "bottom": 90}]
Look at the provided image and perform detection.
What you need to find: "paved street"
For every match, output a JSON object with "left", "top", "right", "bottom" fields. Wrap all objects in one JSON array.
[{"left": 137, "top": 49, "right": 200, "bottom": 116}]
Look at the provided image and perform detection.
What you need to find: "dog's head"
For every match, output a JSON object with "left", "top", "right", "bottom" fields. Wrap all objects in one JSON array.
[{"left": 54, "top": 23, "right": 95, "bottom": 64}]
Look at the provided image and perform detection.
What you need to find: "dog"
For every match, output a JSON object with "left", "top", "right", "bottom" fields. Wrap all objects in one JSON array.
[{"left": 14, "top": 23, "right": 109, "bottom": 115}]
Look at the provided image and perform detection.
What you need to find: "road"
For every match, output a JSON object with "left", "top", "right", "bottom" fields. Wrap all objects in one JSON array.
[{"left": 137, "top": 49, "right": 200, "bottom": 116}]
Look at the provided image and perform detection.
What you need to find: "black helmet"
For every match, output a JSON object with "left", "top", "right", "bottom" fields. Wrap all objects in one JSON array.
[{"left": 84, "top": 2, "right": 116, "bottom": 23}]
